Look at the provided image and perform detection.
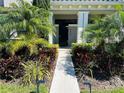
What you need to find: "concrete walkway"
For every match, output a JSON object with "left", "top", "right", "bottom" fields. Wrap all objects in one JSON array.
[{"left": 50, "top": 48, "right": 80, "bottom": 93}]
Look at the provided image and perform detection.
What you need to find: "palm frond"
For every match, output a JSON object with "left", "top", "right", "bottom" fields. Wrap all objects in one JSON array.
[
  {"left": 33, "top": 0, "right": 50, "bottom": 10},
  {"left": 0, "top": 0, "right": 52, "bottom": 41},
  {"left": 83, "top": 11, "right": 124, "bottom": 44}
]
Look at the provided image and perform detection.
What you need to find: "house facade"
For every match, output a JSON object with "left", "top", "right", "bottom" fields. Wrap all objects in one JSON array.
[{"left": 1, "top": 0, "right": 124, "bottom": 46}]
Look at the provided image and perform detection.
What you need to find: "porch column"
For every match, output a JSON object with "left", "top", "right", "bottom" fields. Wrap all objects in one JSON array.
[
  {"left": 77, "top": 11, "right": 89, "bottom": 43},
  {"left": 49, "top": 12, "right": 53, "bottom": 44}
]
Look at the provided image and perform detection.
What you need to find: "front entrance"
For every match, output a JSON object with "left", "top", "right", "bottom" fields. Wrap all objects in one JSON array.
[
  {"left": 59, "top": 21, "right": 68, "bottom": 46},
  {"left": 55, "top": 19, "right": 77, "bottom": 46}
]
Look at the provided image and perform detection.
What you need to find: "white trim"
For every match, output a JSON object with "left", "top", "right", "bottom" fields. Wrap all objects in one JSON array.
[{"left": 49, "top": 12, "right": 54, "bottom": 44}]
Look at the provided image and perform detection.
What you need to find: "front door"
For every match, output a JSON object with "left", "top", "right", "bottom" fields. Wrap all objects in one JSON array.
[
  {"left": 55, "top": 19, "right": 77, "bottom": 47},
  {"left": 59, "top": 22, "right": 68, "bottom": 46}
]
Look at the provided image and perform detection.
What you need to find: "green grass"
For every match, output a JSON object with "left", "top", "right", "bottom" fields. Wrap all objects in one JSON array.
[
  {"left": 81, "top": 87, "right": 124, "bottom": 93},
  {"left": 0, "top": 83, "right": 48, "bottom": 93}
]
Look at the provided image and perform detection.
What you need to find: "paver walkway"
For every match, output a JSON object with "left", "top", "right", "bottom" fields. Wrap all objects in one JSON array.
[{"left": 50, "top": 48, "right": 80, "bottom": 93}]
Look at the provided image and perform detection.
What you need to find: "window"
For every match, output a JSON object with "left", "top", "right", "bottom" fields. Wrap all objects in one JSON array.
[{"left": 0, "top": 0, "right": 4, "bottom": 6}]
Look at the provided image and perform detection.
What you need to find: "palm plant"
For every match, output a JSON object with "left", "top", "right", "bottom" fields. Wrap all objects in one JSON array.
[
  {"left": 83, "top": 16, "right": 106, "bottom": 44},
  {"left": 0, "top": 0, "right": 52, "bottom": 41},
  {"left": 83, "top": 11, "right": 124, "bottom": 45},
  {"left": 83, "top": 8, "right": 124, "bottom": 55},
  {"left": 33, "top": 0, "right": 50, "bottom": 10},
  {"left": 0, "top": 0, "right": 53, "bottom": 54}
]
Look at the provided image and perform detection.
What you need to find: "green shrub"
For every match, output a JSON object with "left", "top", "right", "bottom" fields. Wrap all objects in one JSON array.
[
  {"left": 6, "top": 38, "right": 50, "bottom": 56},
  {"left": 39, "top": 45, "right": 58, "bottom": 71},
  {"left": 0, "top": 1, "right": 58, "bottom": 87},
  {"left": 71, "top": 43, "right": 94, "bottom": 56},
  {"left": 72, "top": 43, "right": 95, "bottom": 79},
  {"left": 0, "top": 45, "right": 58, "bottom": 82},
  {"left": 72, "top": 43, "right": 124, "bottom": 80}
]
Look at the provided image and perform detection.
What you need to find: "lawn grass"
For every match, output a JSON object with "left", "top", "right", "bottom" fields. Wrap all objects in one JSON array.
[
  {"left": 0, "top": 83, "right": 48, "bottom": 93},
  {"left": 81, "top": 87, "right": 124, "bottom": 93}
]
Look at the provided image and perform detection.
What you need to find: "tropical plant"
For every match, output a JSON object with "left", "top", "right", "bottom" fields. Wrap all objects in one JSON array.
[
  {"left": 0, "top": 45, "right": 58, "bottom": 82},
  {"left": 21, "top": 60, "right": 50, "bottom": 85},
  {"left": 0, "top": 56, "right": 24, "bottom": 80},
  {"left": 83, "top": 13, "right": 123, "bottom": 44},
  {"left": 0, "top": 0, "right": 54, "bottom": 57},
  {"left": 72, "top": 43, "right": 95, "bottom": 80},
  {"left": 33, "top": 0, "right": 50, "bottom": 10},
  {"left": 0, "top": 0, "right": 52, "bottom": 41},
  {"left": 72, "top": 43, "right": 124, "bottom": 80},
  {"left": 0, "top": 7, "right": 11, "bottom": 13},
  {"left": 6, "top": 35, "right": 50, "bottom": 55}
]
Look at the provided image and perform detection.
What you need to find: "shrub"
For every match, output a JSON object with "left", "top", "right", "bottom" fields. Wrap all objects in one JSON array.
[
  {"left": 6, "top": 38, "right": 50, "bottom": 56},
  {"left": 0, "top": 56, "right": 24, "bottom": 80},
  {"left": 39, "top": 45, "right": 58, "bottom": 71},
  {"left": 0, "top": 45, "right": 58, "bottom": 83},
  {"left": 72, "top": 43, "right": 94, "bottom": 54},
  {"left": 72, "top": 43, "right": 124, "bottom": 80},
  {"left": 72, "top": 43, "right": 95, "bottom": 80},
  {"left": 0, "top": 0, "right": 57, "bottom": 87}
]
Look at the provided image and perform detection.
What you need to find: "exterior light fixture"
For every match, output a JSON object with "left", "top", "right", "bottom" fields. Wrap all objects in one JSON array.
[
  {"left": 83, "top": 79, "right": 92, "bottom": 93},
  {"left": 30, "top": 61, "right": 45, "bottom": 93},
  {"left": 36, "top": 60, "right": 45, "bottom": 93}
]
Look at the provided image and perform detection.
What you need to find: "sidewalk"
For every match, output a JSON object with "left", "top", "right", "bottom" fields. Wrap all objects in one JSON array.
[{"left": 50, "top": 48, "right": 80, "bottom": 93}]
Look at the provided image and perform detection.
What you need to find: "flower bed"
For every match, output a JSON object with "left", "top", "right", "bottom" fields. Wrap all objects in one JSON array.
[
  {"left": 72, "top": 43, "right": 124, "bottom": 89},
  {"left": 0, "top": 45, "right": 58, "bottom": 88}
]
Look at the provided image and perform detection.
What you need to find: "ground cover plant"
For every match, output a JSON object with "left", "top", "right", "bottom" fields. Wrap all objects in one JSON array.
[
  {"left": 81, "top": 87, "right": 124, "bottom": 93},
  {"left": 0, "top": 82, "right": 48, "bottom": 93}
]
